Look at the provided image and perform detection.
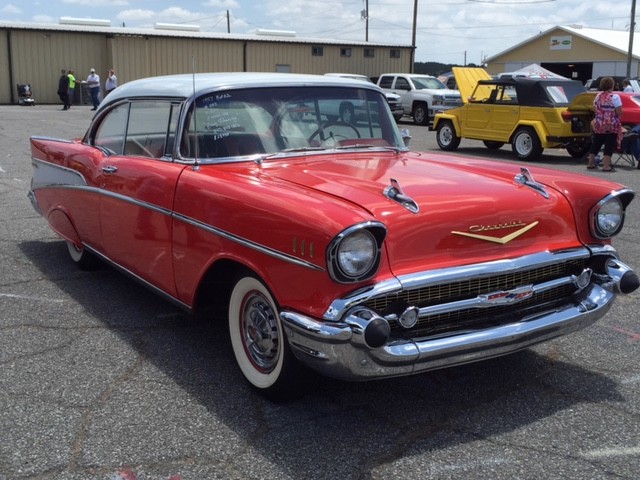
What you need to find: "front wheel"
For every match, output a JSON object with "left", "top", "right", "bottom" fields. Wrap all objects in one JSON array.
[
  {"left": 228, "top": 275, "right": 307, "bottom": 401},
  {"left": 436, "top": 120, "right": 461, "bottom": 151},
  {"left": 412, "top": 103, "right": 429, "bottom": 126},
  {"left": 511, "top": 127, "right": 543, "bottom": 161}
]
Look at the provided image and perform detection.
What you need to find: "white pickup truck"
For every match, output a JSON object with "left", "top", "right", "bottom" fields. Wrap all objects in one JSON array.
[{"left": 377, "top": 73, "right": 463, "bottom": 125}]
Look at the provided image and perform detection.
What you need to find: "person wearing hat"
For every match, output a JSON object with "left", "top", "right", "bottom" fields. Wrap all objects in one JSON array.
[
  {"left": 86, "top": 68, "right": 101, "bottom": 110},
  {"left": 57, "top": 69, "right": 70, "bottom": 110}
]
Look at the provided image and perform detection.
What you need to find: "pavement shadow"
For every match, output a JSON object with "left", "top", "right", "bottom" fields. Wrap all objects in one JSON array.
[{"left": 20, "top": 238, "right": 626, "bottom": 479}]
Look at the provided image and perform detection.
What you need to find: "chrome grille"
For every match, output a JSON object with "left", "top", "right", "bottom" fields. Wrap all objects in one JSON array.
[{"left": 363, "top": 259, "right": 585, "bottom": 337}]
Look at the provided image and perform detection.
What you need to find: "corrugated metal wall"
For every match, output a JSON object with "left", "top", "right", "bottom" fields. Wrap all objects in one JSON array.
[
  {"left": 6, "top": 30, "right": 107, "bottom": 105},
  {"left": 0, "top": 31, "right": 10, "bottom": 104},
  {"left": 246, "top": 42, "right": 410, "bottom": 77},
  {"left": 1, "top": 26, "right": 412, "bottom": 104}
]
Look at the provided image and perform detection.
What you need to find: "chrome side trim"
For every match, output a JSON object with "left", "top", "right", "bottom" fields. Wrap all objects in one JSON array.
[
  {"left": 30, "top": 158, "right": 322, "bottom": 272},
  {"left": 83, "top": 243, "right": 193, "bottom": 312},
  {"left": 31, "top": 157, "right": 88, "bottom": 190},
  {"left": 31, "top": 136, "right": 75, "bottom": 144},
  {"left": 323, "top": 248, "right": 591, "bottom": 321},
  {"left": 173, "top": 212, "right": 325, "bottom": 272}
]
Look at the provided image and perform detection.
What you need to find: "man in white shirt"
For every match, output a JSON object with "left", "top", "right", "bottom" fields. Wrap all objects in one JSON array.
[
  {"left": 105, "top": 68, "right": 118, "bottom": 96},
  {"left": 86, "top": 68, "right": 101, "bottom": 110},
  {"left": 622, "top": 79, "right": 634, "bottom": 92}
]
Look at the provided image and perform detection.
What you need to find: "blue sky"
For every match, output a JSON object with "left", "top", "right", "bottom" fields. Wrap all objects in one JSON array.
[{"left": 0, "top": 0, "right": 634, "bottom": 64}]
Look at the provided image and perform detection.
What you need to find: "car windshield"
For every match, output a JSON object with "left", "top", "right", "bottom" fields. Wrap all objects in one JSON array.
[
  {"left": 181, "top": 86, "right": 404, "bottom": 160},
  {"left": 412, "top": 77, "right": 447, "bottom": 90}
]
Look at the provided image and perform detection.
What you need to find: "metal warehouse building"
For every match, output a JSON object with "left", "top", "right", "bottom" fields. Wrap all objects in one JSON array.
[
  {"left": 0, "top": 20, "right": 414, "bottom": 105},
  {"left": 486, "top": 25, "right": 640, "bottom": 84}
]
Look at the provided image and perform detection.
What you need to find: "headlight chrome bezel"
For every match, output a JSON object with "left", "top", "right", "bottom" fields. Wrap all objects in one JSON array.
[
  {"left": 590, "top": 189, "right": 634, "bottom": 239},
  {"left": 327, "top": 222, "right": 386, "bottom": 284}
]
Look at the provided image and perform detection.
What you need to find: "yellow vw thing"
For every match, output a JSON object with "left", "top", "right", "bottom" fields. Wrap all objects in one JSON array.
[{"left": 433, "top": 67, "right": 594, "bottom": 161}]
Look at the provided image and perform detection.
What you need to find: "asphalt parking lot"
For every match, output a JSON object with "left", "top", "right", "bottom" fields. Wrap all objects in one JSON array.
[{"left": 1, "top": 104, "right": 639, "bottom": 480}]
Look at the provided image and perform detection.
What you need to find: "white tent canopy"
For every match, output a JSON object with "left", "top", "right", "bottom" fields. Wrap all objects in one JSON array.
[{"left": 503, "top": 63, "right": 568, "bottom": 79}]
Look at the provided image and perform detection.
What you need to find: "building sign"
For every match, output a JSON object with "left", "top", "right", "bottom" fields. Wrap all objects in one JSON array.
[{"left": 550, "top": 35, "right": 572, "bottom": 50}]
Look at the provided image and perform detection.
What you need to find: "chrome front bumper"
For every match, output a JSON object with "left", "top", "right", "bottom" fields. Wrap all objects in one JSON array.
[{"left": 281, "top": 256, "right": 638, "bottom": 381}]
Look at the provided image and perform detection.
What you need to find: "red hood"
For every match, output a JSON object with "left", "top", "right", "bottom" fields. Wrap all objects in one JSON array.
[{"left": 260, "top": 150, "right": 594, "bottom": 275}]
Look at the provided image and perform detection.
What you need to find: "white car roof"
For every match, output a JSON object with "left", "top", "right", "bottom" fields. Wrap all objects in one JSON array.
[{"left": 103, "top": 72, "right": 381, "bottom": 106}]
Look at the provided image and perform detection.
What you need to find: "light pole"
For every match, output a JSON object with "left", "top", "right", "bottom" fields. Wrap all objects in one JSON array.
[
  {"left": 411, "top": 0, "right": 418, "bottom": 72},
  {"left": 361, "top": 0, "right": 369, "bottom": 42},
  {"left": 627, "top": 0, "right": 637, "bottom": 79}
]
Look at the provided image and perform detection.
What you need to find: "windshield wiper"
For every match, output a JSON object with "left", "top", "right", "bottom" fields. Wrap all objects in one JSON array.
[
  {"left": 257, "top": 146, "right": 326, "bottom": 163},
  {"left": 281, "top": 146, "right": 327, "bottom": 153},
  {"left": 335, "top": 144, "right": 403, "bottom": 153}
]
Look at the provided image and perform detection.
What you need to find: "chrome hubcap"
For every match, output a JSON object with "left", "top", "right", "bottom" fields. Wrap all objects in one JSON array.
[{"left": 242, "top": 292, "right": 279, "bottom": 372}]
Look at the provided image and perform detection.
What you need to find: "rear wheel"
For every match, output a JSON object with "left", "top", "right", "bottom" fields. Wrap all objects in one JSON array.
[
  {"left": 483, "top": 140, "right": 505, "bottom": 150},
  {"left": 436, "top": 120, "right": 461, "bottom": 151},
  {"left": 228, "top": 275, "right": 307, "bottom": 401},
  {"left": 412, "top": 103, "right": 429, "bottom": 125},
  {"left": 511, "top": 127, "right": 543, "bottom": 161},
  {"left": 566, "top": 143, "right": 590, "bottom": 159},
  {"left": 66, "top": 241, "right": 99, "bottom": 270}
]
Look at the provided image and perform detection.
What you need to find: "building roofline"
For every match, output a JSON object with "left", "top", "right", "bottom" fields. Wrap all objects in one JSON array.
[
  {"left": 0, "top": 20, "right": 412, "bottom": 49},
  {"left": 485, "top": 25, "right": 640, "bottom": 63}
]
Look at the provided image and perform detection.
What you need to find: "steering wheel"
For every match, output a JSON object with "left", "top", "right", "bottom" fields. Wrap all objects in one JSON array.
[{"left": 308, "top": 121, "right": 361, "bottom": 145}]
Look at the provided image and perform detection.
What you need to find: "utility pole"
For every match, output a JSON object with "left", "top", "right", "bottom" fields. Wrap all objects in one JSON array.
[
  {"left": 627, "top": 0, "right": 637, "bottom": 79},
  {"left": 411, "top": 0, "right": 418, "bottom": 73},
  {"left": 227, "top": 10, "right": 230, "bottom": 33},
  {"left": 361, "top": 0, "right": 369, "bottom": 42}
]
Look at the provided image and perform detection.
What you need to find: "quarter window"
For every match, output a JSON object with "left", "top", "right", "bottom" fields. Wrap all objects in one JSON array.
[
  {"left": 93, "top": 104, "right": 128, "bottom": 155},
  {"left": 378, "top": 76, "right": 394, "bottom": 89}
]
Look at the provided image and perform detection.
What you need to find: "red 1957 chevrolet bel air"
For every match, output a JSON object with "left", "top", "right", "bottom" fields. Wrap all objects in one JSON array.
[{"left": 29, "top": 72, "right": 639, "bottom": 400}]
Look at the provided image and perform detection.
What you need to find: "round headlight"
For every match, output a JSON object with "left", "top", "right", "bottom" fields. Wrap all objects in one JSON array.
[
  {"left": 596, "top": 197, "right": 624, "bottom": 237},
  {"left": 337, "top": 230, "right": 377, "bottom": 278}
]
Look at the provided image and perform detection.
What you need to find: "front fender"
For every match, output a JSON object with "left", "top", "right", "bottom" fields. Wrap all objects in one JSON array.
[{"left": 432, "top": 114, "right": 461, "bottom": 135}]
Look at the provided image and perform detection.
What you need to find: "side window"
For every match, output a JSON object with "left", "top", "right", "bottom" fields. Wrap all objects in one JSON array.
[
  {"left": 124, "top": 101, "right": 173, "bottom": 158},
  {"left": 378, "top": 76, "right": 394, "bottom": 89},
  {"left": 93, "top": 104, "right": 129, "bottom": 154},
  {"left": 395, "top": 77, "right": 411, "bottom": 90}
]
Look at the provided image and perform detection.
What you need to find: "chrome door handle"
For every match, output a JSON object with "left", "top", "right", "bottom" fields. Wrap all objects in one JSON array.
[{"left": 102, "top": 165, "right": 118, "bottom": 174}]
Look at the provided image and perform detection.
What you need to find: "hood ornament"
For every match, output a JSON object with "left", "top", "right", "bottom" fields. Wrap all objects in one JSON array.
[
  {"left": 452, "top": 221, "right": 539, "bottom": 244},
  {"left": 384, "top": 178, "right": 419, "bottom": 213},
  {"left": 514, "top": 167, "right": 549, "bottom": 199}
]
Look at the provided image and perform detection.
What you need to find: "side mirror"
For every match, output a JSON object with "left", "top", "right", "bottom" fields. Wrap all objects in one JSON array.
[{"left": 401, "top": 128, "right": 411, "bottom": 148}]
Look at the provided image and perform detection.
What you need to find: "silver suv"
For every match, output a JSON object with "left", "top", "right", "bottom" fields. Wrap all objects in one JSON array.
[{"left": 377, "top": 73, "right": 462, "bottom": 125}]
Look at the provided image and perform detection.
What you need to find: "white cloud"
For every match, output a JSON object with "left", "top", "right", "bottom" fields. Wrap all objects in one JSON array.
[
  {"left": 32, "top": 14, "right": 55, "bottom": 23},
  {"left": 62, "top": 0, "right": 129, "bottom": 5},
  {"left": 1, "top": 4, "right": 22, "bottom": 15},
  {"left": 202, "top": 0, "right": 240, "bottom": 7},
  {"left": 116, "top": 9, "right": 156, "bottom": 22}
]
